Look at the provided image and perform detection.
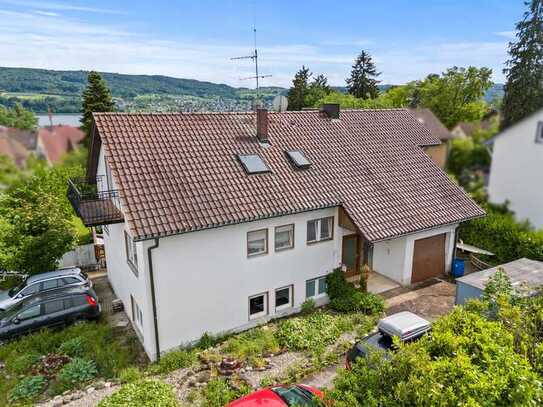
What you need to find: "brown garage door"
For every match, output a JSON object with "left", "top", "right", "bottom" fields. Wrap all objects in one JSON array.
[{"left": 411, "top": 234, "right": 446, "bottom": 284}]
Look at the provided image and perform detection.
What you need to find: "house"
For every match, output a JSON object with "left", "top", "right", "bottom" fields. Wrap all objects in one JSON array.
[
  {"left": 69, "top": 105, "right": 484, "bottom": 361},
  {"left": 0, "top": 126, "right": 37, "bottom": 168},
  {"left": 488, "top": 108, "right": 543, "bottom": 229},
  {"left": 451, "top": 112, "right": 499, "bottom": 139},
  {"left": 408, "top": 108, "right": 454, "bottom": 169},
  {"left": 37, "top": 125, "right": 85, "bottom": 165},
  {"left": 455, "top": 258, "right": 543, "bottom": 305}
]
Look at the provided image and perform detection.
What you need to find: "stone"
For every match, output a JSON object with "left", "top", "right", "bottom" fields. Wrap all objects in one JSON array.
[
  {"left": 104, "top": 382, "right": 112, "bottom": 388},
  {"left": 245, "top": 366, "right": 253, "bottom": 371},
  {"left": 95, "top": 381, "right": 105, "bottom": 390},
  {"left": 86, "top": 387, "right": 95, "bottom": 394},
  {"left": 62, "top": 390, "right": 70, "bottom": 396},
  {"left": 72, "top": 391, "right": 83, "bottom": 400},
  {"left": 63, "top": 395, "right": 73, "bottom": 403},
  {"left": 52, "top": 396, "right": 63, "bottom": 407},
  {"left": 197, "top": 371, "right": 211, "bottom": 383}
]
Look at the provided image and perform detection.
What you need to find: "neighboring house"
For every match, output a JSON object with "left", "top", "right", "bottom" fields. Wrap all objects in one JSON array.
[
  {"left": 69, "top": 105, "right": 484, "bottom": 361},
  {"left": 451, "top": 112, "right": 499, "bottom": 139},
  {"left": 488, "top": 109, "right": 543, "bottom": 229},
  {"left": 37, "top": 125, "right": 85, "bottom": 165},
  {"left": 408, "top": 108, "right": 454, "bottom": 169},
  {"left": 0, "top": 126, "right": 36, "bottom": 168}
]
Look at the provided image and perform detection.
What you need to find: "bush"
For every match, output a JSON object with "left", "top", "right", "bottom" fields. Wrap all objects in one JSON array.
[
  {"left": 201, "top": 378, "right": 249, "bottom": 407},
  {"left": 58, "top": 358, "right": 98, "bottom": 388},
  {"left": 300, "top": 298, "right": 316, "bottom": 314},
  {"left": 150, "top": 349, "right": 197, "bottom": 374},
  {"left": 276, "top": 312, "right": 343, "bottom": 351},
  {"left": 99, "top": 380, "right": 179, "bottom": 407},
  {"left": 118, "top": 366, "right": 142, "bottom": 384},
  {"left": 59, "top": 336, "right": 84, "bottom": 357},
  {"left": 8, "top": 375, "right": 46, "bottom": 403},
  {"left": 223, "top": 328, "right": 280, "bottom": 360},
  {"left": 326, "top": 268, "right": 384, "bottom": 314}
]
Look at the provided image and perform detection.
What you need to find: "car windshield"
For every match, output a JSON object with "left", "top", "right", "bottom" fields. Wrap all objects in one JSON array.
[
  {"left": 0, "top": 302, "right": 23, "bottom": 320},
  {"left": 272, "top": 386, "right": 315, "bottom": 406},
  {"left": 8, "top": 282, "right": 25, "bottom": 297}
]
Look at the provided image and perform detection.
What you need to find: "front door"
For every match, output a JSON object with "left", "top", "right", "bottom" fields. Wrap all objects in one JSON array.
[{"left": 342, "top": 234, "right": 361, "bottom": 278}]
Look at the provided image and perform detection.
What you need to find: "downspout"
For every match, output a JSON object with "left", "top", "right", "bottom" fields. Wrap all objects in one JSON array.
[
  {"left": 147, "top": 238, "right": 161, "bottom": 361},
  {"left": 450, "top": 226, "right": 460, "bottom": 276}
]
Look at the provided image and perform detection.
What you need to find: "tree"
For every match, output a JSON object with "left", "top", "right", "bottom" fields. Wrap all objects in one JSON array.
[
  {"left": 80, "top": 71, "right": 115, "bottom": 136},
  {"left": 304, "top": 74, "right": 331, "bottom": 107},
  {"left": 0, "top": 103, "right": 37, "bottom": 130},
  {"left": 287, "top": 66, "right": 311, "bottom": 110},
  {"left": 501, "top": 0, "right": 543, "bottom": 129},
  {"left": 410, "top": 67, "right": 493, "bottom": 128},
  {"left": 346, "top": 51, "right": 380, "bottom": 99}
]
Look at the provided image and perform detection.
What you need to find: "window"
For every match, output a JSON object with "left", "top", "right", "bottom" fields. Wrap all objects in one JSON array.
[
  {"left": 237, "top": 154, "right": 271, "bottom": 174},
  {"left": 103, "top": 224, "right": 109, "bottom": 235},
  {"left": 130, "top": 295, "right": 144, "bottom": 331},
  {"left": 19, "top": 283, "right": 40, "bottom": 297},
  {"left": 249, "top": 293, "right": 268, "bottom": 319},
  {"left": 247, "top": 229, "right": 268, "bottom": 257},
  {"left": 275, "top": 286, "right": 293, "bottom": 311},
  {"left": 17, "top": 305, "right": 41, "bottom": 320},
  {"left": 63, "top": 277, "right": 80, "bottom": 285},
  {"left": 41, "top": 279, "right": 61, "bottom": 291},
  {"left": 306, "top": 276, "right": 327, "bottom": 298},
  {"left": 124, "top": 231, "right": 138, "bottom": 275},
  {"left": 536, "top": 121, "right": 543, "bottom": 144},
  {"left": 286, "top": 150, "right": 311, "bottom": 169},
  {"left": 44, "top": 300, "right": 64, "bottom": 315},
  {"left": 307, "top": 217, "right": 334, "bottom": 243},
  {"left": 275, "top": 224, "right": 294, "bottom": 251}
]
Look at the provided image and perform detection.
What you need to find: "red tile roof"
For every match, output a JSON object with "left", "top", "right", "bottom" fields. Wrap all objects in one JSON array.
[
  {"left": 408, "top": 108, "right": 454, "bottom": 140},
  {"left": 0, "top": 132, "right": 29, "bottom": 167},
  {"left": 92, "top": 109, "right": 484, "bottom": 242},
  {"left": 38, "top": 125, "right": 85, "bottom": 164}
]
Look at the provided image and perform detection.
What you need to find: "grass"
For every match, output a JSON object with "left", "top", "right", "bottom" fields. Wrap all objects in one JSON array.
[{"left": 0, "top": 321, "right": 141, "bottom": 405}]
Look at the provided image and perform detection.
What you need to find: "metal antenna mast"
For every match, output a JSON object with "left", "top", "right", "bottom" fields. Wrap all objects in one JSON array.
[{"left": 231, "top": 27, "right": 271, "bottom": 107}]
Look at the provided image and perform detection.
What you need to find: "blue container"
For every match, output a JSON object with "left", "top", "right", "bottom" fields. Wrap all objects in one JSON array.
[{"left": 452, "top": 258, "right": 465, "bottom": 278}]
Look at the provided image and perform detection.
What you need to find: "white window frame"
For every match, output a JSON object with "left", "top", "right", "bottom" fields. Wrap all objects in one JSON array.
[
  {"left": 536, "top": 121, "right": 543, "bottom": 144},
  {"left": 247, "top": 229, "right": 268, "bottom": 257},
  {"left": 248, "top": 292, "right": 268, "bottom": 320},
  {"left": 274, "top": 224, "right": 294, "bottom": 252},
  {"left": 307, "top": 216, "right": 334, "bottom": 244},
  {"left": 124, "top": 231, "right": 138, "bottom": 276},
  {"left": 130, "top": 295, "right": 144, "bottom": 332},
  {"left": 306, "top": 276, "right": 328, "bottom": 299},
  {"left": 274, "top": 285, "right": 293, "bottom": 311}
]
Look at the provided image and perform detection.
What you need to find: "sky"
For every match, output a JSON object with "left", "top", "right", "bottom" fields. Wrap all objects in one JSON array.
[{"left": 0, "top": 0, "right": 526, "bottom": 88}]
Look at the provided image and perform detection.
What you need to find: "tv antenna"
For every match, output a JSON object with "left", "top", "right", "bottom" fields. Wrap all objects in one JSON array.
[{"left": 231, "top": 27, "right": 271, "bottom": 107}]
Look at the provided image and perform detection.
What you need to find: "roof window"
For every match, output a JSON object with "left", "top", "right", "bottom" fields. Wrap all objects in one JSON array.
[
  {"left": 286, "top": 150, "right": 311, "bottom": 169},
  {"left": 237, "top": 154, "right": 270, "bottom": 174}
]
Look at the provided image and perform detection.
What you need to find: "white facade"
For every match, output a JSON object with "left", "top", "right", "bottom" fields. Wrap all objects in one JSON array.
[
  {"left": 96, "top": 144, "right": 460, "bottom": 361},
  {"left": 488, "top": 110, "right": 543, "bottom": 229}
]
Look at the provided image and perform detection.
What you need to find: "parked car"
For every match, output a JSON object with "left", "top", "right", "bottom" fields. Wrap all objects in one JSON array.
[
  {"left": 227, "top": 384, "right": 323, "bottom": 406},
  {"left": 0, "top": 267, "right": 92, "bottom": 311},
  {"left": 346, "top": 311, "right": 431, "bottom": 369},
  {"left": 0, "top": 287, "right": 100, "bottom": 341}
]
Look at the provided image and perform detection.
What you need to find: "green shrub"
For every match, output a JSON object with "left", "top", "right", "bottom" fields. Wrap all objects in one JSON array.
[
  {"left": 223, "top": 328, "right": 280, "bottom": 360},
  {"left": 99, "top": 380, "right": 179, "bottom": 407},
  {"left": 326, "top": 269, "right": 384, "bottom": 314},
  {"left": 276, "top": 312, "right": 343, "bottom": 351},
  {"left": 201, "top": 378, "right": 249, "bottom": 407},
  {"left": 118, "top": 366, "right": 142, "bottom": 384},
  {"left": 197, "top": 332, "right": 216, "bottom": 350},
  {"left": 8, "top": 375, "right": 46, "bottom": 403},
  {"left": 6, "top": 352, "right": 40, "bottom": 375},
  {"left": 59, "top": 336, "right": 84, "bottom": 357},
  {"left": 150, "top": 349, "right": 197, "bottom": 374},
  {"left": 300, "top": 298, "right": 316, "bottom": 314},
  {"left": 357, "top": 292, "right": 384, "bottom": 314},
  {"left": 58, "top": 358, "right": 97, "bottom": 387}
]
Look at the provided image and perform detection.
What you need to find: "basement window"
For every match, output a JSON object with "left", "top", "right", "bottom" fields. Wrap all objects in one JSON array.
[
  {"left": 286, "top": 150, "right": 311, "bottom": 169},
  {"left": 237, "top": 154, "right": 270, "bottom": 174},
  {"left": 536, "top": 122, "right": 543, "bottom": 144}
]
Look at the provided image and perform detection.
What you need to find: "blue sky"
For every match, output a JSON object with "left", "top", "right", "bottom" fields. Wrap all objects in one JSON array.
[{"left": 0, "top": 0, "right": 525, "bottom": 87}]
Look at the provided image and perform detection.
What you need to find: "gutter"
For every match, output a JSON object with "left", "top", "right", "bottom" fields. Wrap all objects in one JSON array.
[{"left": 147, "top": 238, "right": 161, "bottom": 361}]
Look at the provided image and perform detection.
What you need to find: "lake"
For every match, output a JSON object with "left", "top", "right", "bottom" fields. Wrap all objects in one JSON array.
[{"left": 37, "top": 113, "right": 82, "bottom": 127}]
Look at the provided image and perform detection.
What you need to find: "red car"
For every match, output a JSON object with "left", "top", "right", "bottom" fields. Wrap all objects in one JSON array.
[{"left": 227, "top": 384, "right": 323, "bottom": 406}]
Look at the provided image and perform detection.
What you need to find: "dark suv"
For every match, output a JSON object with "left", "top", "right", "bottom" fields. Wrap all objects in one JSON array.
[{"left": 0, "top": 287, "right": 100, "bottom": 341}]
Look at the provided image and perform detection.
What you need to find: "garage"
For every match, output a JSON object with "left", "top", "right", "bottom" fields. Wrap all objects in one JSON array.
[{"left": 411, "top": 234, "right": 446, "bottom": 283}]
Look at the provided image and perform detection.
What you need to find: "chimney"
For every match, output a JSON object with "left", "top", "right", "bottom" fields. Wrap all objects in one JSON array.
[
  {"left": 256, "top": 108, "right": 269, "bottom": 143},
  {"left": 320, "top": 103, "right": 340, "bottom": 119}
]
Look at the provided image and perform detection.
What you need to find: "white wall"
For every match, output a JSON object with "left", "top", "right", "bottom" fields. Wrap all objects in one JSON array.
[
  {"left": 488, "top": 110, "right": 543, "bottom": 229},
  {"left": 373, "top": 224, "right": 457, "bottom": 286},
  {"left": 149, "top": 207, "right": 341, "bottom": 357}
]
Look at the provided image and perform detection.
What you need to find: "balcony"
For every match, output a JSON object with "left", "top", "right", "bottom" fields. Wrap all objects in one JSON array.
[{"left": 68, "top": 176, "right": 124, "bottom": 227}]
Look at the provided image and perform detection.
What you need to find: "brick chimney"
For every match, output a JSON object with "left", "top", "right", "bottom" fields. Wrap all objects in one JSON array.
[{"left": 256, "top": 108, "right": 269, "bottom": 143}]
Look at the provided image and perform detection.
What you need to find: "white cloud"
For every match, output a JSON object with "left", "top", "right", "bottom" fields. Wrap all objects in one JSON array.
[
  {"left": 34, "top": 10, "right": 60, "bottom": 17},
  {"left": 0, "top": 10, "right": 510, "bottom": 88},
  {"left": 0, "top": 0, "right": 122, "bottom": 14},
  {"left": 495, "top": 31, "right": 516, "bottom": 40}
]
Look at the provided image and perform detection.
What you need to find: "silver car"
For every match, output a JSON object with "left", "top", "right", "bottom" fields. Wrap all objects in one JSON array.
[{"left": 0, "top": 267, "right": 92, "bottom": 311}]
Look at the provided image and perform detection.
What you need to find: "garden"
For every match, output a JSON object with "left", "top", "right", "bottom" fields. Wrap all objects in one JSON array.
[{"left": 0, "top": 269, "right": 384, "bottom": 406}]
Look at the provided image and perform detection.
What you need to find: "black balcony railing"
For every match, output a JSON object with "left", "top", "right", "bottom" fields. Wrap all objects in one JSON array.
[{"left": 68, "top": 176, "right": 124, "bottom": 227}]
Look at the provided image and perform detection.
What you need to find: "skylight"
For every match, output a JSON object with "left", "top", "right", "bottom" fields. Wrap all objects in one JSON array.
[
  {"left": 286, "top": 150, "right": 311, "bottom": 169},
  {"left": 237, "top": 154, "right": 271, "bottom": 175}
]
